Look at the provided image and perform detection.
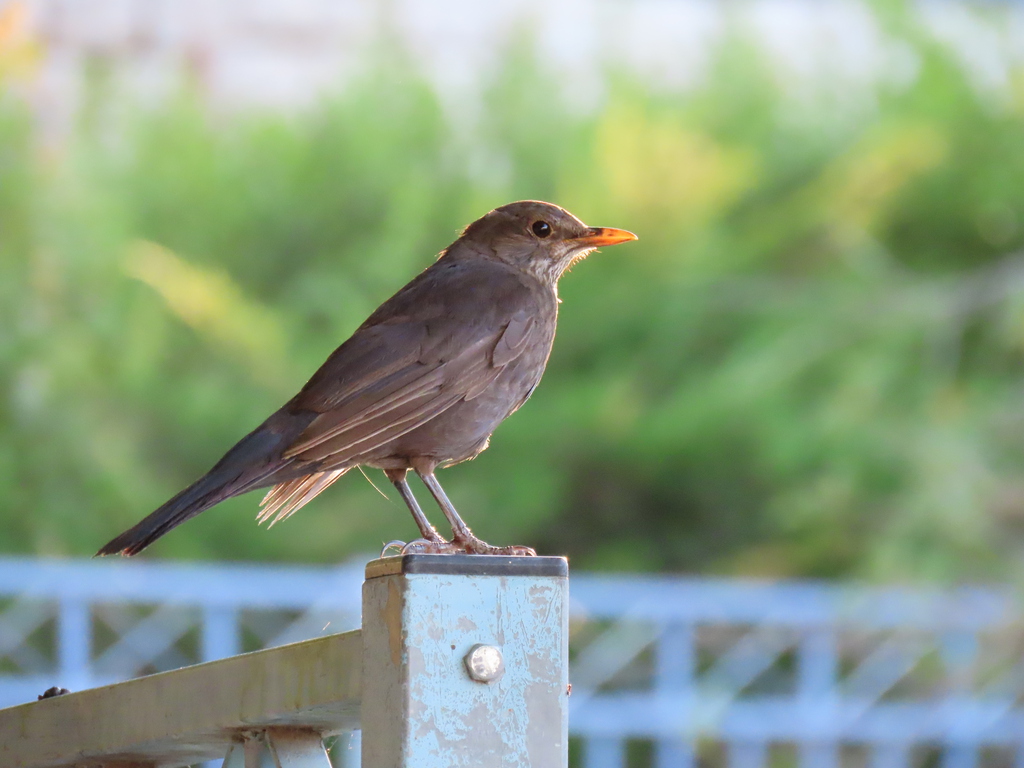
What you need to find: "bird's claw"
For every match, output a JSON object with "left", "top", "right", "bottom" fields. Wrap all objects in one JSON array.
[
  {"left": 381, "top": 537, "right": 535, "bottom": 557},
  {"left": 380, "top": 539, "right": 407, "bottom": 557},
  {"left": 500, "top": 545, "right": 537, "bottom": 556},
  {"left": 399, "top": 537, "right": 536, "bottom": 556},
  {"left": 458, "top": 540, "right": 537, "bottom": 556},
  {"left": 381, "top": 536, "right": 452, "bottom": 557},
  {"left": 401, "top": 538, "right": 445, "bottom": 554}
]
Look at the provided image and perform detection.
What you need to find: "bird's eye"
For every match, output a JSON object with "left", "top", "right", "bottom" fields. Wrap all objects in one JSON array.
[{"left": 532, "top": 221, "right": 552, "bottom": 238}]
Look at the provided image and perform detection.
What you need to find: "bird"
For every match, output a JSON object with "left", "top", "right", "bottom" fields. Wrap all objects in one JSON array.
[{"left": 97, "top": 201, "right": 637, "bottom": 557}]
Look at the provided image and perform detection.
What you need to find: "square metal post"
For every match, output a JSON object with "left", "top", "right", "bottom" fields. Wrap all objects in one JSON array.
[{"left": 361, "top": 554, "right": 569, "bottom": 768}]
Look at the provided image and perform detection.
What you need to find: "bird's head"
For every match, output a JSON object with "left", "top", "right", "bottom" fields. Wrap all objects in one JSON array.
[{"left": 454, "top": 201, "right": 637, "bottom": 284}]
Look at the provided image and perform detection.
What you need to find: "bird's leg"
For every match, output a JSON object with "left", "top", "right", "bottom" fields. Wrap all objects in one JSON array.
[
  {"left": 416, "top": 470, "right": 536, "bottom": 556},
  {"left": 385, "top": 469, "right": 445, "bottom": 545},
  {"left": 416, "top": 471, "right": 474, "bottom": 541}
]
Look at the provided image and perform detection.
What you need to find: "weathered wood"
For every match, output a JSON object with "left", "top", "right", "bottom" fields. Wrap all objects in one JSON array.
[{"left": 0, "top": 630, "right": 361, "bottom": 768}]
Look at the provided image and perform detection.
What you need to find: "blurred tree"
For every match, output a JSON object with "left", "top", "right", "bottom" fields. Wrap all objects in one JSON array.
[{"left": 2, "top": 7, "right": 1024, "bottom": 583}]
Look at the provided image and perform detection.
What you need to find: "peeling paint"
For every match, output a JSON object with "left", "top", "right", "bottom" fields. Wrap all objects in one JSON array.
[
  {"left": 385, "top": 577, "right": 404, "bottom": 669},
  {"left": 362, "top": 561, "right": 568, "bottom": 767}
]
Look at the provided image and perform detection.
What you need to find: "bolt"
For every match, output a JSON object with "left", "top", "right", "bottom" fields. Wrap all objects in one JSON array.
[{"left": 463, "top": 644, "right": 504, "bottom": 683}]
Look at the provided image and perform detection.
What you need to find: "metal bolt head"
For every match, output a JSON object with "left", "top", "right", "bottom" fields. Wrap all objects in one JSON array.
[{"left": 463, "top": 644, "right": 504, "bottom": 683}]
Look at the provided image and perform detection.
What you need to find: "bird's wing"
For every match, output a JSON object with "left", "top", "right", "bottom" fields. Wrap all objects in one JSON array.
[
  {"left": 490, "top": 311, "right": 535, "bottom": 370},
  {"left": 277, "top": 261, "right": 544, "bottom": 467},
  {"left": 283, "top": 333, "right": 496, "bottom": 463}
]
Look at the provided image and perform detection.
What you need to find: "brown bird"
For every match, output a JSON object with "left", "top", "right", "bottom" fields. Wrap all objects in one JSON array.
[{"left": 97, "top": 201, "right": 636, "bottom": 557}]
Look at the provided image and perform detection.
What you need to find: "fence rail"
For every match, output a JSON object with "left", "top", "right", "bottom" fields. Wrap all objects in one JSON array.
[
  {"left": 1, "top": 557, "right": 1023, "bottom": 768},
  {"left": 0, "top": 555, "right": 569, "bottom": 768}
]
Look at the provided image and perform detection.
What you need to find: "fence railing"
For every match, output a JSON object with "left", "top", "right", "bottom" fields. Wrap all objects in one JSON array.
[
  {"left": 0, "top": 554, "right": 569, "bottom": 768},
  {"left": 1, "top": 557, "right": 1023, "bottom": 768}
]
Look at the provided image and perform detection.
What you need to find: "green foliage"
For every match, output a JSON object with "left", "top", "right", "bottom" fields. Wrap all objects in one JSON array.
[{"left": 3, "top": 12, "right": 1024, "bottom": 581}]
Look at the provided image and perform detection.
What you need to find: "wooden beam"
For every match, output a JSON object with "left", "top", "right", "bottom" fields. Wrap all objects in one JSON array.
[{"left": 0, "top": 629, "right": 361, "bottom": 768}]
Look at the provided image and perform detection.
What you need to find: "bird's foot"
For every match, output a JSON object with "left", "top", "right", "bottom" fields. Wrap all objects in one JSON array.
[
  {"left": 456, "top": 538, "right": 536, "bottom": 556},
  {"left": 439, "top": 532, "right": 536, "bottom": 556},
  {"left": 380, "top": 539, "right": 408, "bottom": 557},
  {"left": 380, "top": 536, "right": 535, "bottom": 557},
  {"left": 401, "top": 538, "right": 448, "bottom": 554},
  {"left": 381, "top": 535, "right": 452, "bottom": 557}
]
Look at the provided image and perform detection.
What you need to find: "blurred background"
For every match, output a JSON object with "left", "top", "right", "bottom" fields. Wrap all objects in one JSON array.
[
  {"left": 3, "top": 0, "right": 1024, "bottom": 765},
  {"left": 1, "top": 0, "right": 1023, "bottom": 579}
]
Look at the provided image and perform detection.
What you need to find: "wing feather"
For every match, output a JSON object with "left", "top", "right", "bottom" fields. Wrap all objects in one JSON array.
[
  {"left": 274, "top": 260, "right": 546, "bottom": 477},
  {"left": 291, "top": 343, "right": 497, "bottom": 464},
  {"left": 491, "top": 312, "right": 535, "bottom": 368},
  {"left": 283, "top": 364, "right": 448, "bottom": 457}
]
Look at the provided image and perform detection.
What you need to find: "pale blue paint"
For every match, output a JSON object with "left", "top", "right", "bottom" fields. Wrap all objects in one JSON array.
[{"left": 0, "top": 558, "right": 1023, "bottom": 768}]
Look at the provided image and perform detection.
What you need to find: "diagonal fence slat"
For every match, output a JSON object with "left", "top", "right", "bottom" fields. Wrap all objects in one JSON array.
[
  {"left": 0, "top": 601, "right": 54, "bottom": 657},
  {"left": 92, "top": 604, "right": 199, "bottom": 675},
  {"left": 841, "top": 636, "right": 931, "bottom": 704},
  {"left": 701, "top": 628, "right": 793, "bottom": 701}
]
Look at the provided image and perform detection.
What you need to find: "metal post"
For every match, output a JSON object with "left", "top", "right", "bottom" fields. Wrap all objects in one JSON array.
[
  {"left": 266, "top": 728, "right": 332, "bottom": 768},
  {"left": 361, "top": 554, "right": 569, "bottom": 768},
  {"left": 871, "top": 744, "right": 911, "bottom": 768},
  {"left": 338, "top": 730, "right": 362, "bottom": 768},
  {"left": 583, "top": 736, "right": 626, "bottom": 768},
  {"left": 655, "top": 621, "right": 696, "bottom": 768},
  {"left": 57, "top": 597, "right": 91, "bottom": 691},
  {"left": 798, "top": 628, "right": 837, "bottom": 768},
  {"left": 731, "top": 741, "right": 767, "bottom": 768},
  {"left": 202, "top": 604, "right": 240, "bottom": 661}
]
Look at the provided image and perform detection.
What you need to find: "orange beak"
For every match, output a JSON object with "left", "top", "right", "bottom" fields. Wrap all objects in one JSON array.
[{"left": 571, "top": 227, "right": 638, "bottom": 248}]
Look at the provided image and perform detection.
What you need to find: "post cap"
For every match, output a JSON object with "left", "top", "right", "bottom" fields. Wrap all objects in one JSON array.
[{"left": 366, "top": 554, "right": 568, "bottom": 580}]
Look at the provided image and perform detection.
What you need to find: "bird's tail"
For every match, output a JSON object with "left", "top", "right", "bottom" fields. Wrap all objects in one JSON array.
[
  {"left": 95, "top": 468, "right": 260, "bottom": 556},
  {"left": 96, "top": 410, "right": 317, "bottom": 557}
]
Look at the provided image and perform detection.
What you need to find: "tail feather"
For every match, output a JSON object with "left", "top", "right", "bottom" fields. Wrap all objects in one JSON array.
[
  {"left": 96, "top": 409, "right": 319, "bottom": 556},
  {"left": 257, "top": 468, "right": 349, "bottom": 527},
  {"left": 96, "top": 468, "right": 260, "bottom": 556}
]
